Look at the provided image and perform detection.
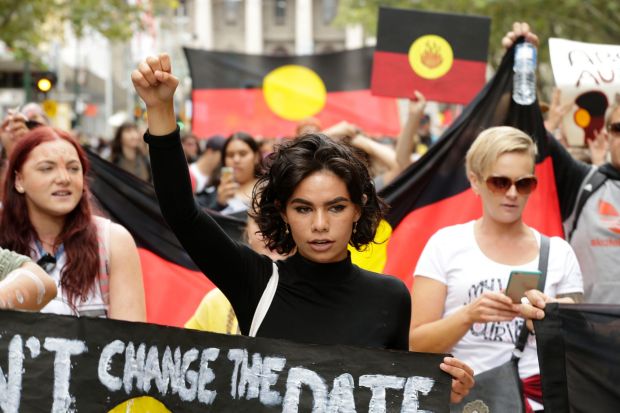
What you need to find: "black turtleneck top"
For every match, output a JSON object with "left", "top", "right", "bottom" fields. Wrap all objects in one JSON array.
[{"left": 145, "top": 129, "right": 411, "bottom": 351}]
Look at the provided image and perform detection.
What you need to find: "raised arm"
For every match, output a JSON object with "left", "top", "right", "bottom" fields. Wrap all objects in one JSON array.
[
  {"left": 544, "top": 88, "right": 574, "bottom": 137},
  {"left": 131, "top": 54, "right": 271, "bottom": 320},
  {"left": 130, "top": 54, "right": 178, "bottom": 136},
  {"left": 502, "top": 22, "right": 591, "bottom": 219},
  {"left": 394, "top": 91, "right": 426, "bottom": 171},
  {"left": 350, "top": 133, "right": 397, "bottom": 171}
]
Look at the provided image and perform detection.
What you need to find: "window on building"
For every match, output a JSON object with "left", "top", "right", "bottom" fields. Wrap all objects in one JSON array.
[
  {"left": 322, "top": 0, "right": 338, "bottom": 25},
  {"left": 274, "top": 0, "right": 287, "bottom": 26},
  {"left": 224, "top": 0, "right": 241, "bottom": 25}
]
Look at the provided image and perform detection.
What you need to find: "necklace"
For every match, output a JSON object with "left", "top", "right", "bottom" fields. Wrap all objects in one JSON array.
[{"left": 40, "top": 239, "right": 57, "bottom": 254}]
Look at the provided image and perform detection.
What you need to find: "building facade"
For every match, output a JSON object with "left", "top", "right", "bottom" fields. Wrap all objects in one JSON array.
[{"left": 185, "top": 0, "right": 366, "bottom": 55}]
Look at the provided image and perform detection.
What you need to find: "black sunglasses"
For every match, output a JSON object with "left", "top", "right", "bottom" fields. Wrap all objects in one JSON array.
[
  {"left": 36, "top": 253, "right": 57, "bottom": 274},
  {"left": 485, "top": 176, "right": 538, "bottom": 195},
  {"left": 608, "top": 122, "right": 620, "bottom": 134}
]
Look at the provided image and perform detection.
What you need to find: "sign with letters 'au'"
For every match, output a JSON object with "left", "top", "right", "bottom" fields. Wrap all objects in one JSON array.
[
  {"left": 549, "top": 37, "right": 620, "bottom": 147},
  {"left": 0, "top": 310, "right": 451, "bottom": 412}
]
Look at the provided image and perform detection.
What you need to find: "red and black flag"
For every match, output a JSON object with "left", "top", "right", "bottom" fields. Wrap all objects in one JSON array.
[
  {"left": 184, "top": 47, "right": 400, "bottom": 137},
  {"left": 86, "top": 151, "right": 245, "bottom": 327},
  {"left": 371, "top": 7, "right": 490, "bottom": 104},
  {"left": 536, "top": 303, "right": 620, "bottom": 412},
  {"left": 378, "top": 41, "right": 563, "bottom": 288}
]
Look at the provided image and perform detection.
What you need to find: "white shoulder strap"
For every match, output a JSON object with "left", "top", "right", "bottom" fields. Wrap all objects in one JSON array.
[{"left": 249, "top": 262, "right": 279, "bottom": 338}]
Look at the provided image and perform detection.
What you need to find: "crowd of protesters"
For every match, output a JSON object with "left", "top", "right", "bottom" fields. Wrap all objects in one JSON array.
[{"left": 1, "top": 21, "right": 619, "bottom": 411}]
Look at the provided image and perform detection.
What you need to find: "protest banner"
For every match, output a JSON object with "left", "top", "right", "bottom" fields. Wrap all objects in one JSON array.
[
  {"left": 0, "top": 310, "right": 451, "bottom": 412},
  {"left": 549, "top": 37, "right": 620, "bottom": 147},
  {"left": 371, "top": 8, "right": 490, "bottom": 105}
]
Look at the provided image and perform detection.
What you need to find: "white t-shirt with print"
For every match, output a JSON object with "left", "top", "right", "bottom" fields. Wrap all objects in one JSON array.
[{"left": 414, "top": 221, "right": 583, "bottom": 379}]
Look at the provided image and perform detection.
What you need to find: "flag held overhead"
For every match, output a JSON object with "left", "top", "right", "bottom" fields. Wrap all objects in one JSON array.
[
  {"left": 184, "top": 47, "right": 400, "bottom": 137},
  {"left": 371, "top": 7, "right": 490, "bottom": 105},
  {"left": 378, "top": 41, "right": 563, "bottom": 288}
]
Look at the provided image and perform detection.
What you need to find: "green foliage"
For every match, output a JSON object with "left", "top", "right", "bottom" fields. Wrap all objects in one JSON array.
[
  {"left": 0, "top": 0, "right": 177, "bottom": 60},
  {"left": 336, "top": 0, "right": 620, "bottom": 66}
]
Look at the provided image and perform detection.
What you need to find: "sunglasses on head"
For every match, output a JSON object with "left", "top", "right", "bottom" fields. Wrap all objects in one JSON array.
[
  {"left": 485, "top": 175, "right": 538, "bottom": 195},
  {"left": 36, "top": 253, "right": 57, "bottom": 274},
  {"left": 608, "top": 122, "right": 620, "bottom": 134}
]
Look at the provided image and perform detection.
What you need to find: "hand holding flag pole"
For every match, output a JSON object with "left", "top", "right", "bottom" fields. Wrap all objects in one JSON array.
[{"left": 131, "top": 53, "right": 179, "bottom": 136}]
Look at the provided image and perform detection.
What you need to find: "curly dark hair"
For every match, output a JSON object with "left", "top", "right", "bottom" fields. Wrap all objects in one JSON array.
[{"left": 251, "top": 133, "right": 387, "bottom": 255}]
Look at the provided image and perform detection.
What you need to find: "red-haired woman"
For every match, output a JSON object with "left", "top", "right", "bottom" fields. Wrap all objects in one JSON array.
[{"left": 0, "top": 126, "right": 146, "bottom": 321}]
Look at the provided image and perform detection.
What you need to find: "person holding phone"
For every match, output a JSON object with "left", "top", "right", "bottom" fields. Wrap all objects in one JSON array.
[
  {"left": 214, "top": 132, "right": 262, "bottom": 215},
  {"left": 409, "top": 126, "right": 583, "bottom": 412},
  {"left": 505, "top": 270, "right": 542, "bottom": 304},
  {"left": 503, "top": 23, "right": 620, "bottom": 305}
]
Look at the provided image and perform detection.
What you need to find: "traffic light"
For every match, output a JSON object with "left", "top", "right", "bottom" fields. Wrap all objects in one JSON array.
[{"left": 34, "top": 71, "right": 57, "bottom": 94}]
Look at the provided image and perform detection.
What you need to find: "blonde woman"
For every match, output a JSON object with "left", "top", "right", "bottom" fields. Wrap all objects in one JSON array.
[{"left": 410, "top": 126, "right": 583, "bottom": 411}]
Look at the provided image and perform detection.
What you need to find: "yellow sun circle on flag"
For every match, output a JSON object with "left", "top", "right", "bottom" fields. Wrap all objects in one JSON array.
[
  {"left": 108, "top": 396, "right": 171, "bottom": 412},
  {"left": 574, "top": 108, "right": 591, "bottom": 128},
  {"left": 263, "top": 65, "right": 327, "bottom": 121},
  {"left": 408, "top": 35, "right": 454, "bottom": 80}
]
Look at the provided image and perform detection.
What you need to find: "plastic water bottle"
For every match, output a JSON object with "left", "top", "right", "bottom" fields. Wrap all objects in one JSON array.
[{"left": 513, "top": 42, "right": 537, "bottom": 105}]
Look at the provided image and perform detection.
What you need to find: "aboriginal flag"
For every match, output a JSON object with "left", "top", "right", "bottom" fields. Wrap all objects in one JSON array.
[
  {"left": 86, "top": 151, "right": 245, "bottom": 327},
  {"left": 535, "top": 303, "right": 620, "bottom": 412},
  {"left": 372, "top": 7, "right": 490, "bottom": 104},
  {"left": 184, "top": 47, "right": 400, "bottom": 137},
  {"left": 378, "top": 40, "right": 563, "bottom": 288}
]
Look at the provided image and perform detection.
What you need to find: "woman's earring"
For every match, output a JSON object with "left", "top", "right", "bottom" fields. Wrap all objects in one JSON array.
[
  {"left": 16, "top": 186, "right": 24, "bottom": 194},
  {"left": 353, "top": 221, "right": 358, "bottom": 234},
  {"left": 285, "top": 224, "right": 290, "bottom": 235}
]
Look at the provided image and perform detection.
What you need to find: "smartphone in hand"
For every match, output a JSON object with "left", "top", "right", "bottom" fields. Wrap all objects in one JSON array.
[
  {"left": 220, "top": 166, "right": 234, "bottom": 182},
  {"left": 505, "top": 270, "right": 541, "bottom": 303}
]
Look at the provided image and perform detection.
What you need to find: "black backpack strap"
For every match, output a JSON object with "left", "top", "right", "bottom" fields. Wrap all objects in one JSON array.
[
  {"left": 567, "top": 170, "right": 607, "bottom": 241},
  {"left": 513, "top": 235, "right": 550, "bottom": 358}
]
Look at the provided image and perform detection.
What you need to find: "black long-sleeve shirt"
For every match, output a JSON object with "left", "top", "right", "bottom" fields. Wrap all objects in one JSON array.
[
  {"left": 546, "top": 135, "right": 591, "bottom": 220},
  {"left": 145, "top": 129, "right": 411, "bottom": 351}
]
